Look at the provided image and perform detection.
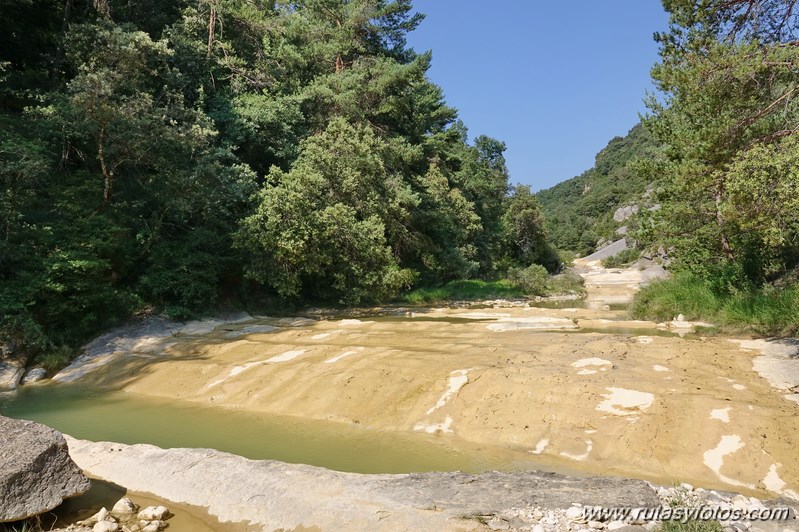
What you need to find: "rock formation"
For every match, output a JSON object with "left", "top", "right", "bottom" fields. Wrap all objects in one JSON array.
[{"left": 0, "top": 416, "right": 91, "bottom": 522}]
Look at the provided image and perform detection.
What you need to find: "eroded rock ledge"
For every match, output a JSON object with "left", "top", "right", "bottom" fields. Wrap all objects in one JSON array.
[{"left": 65, "top": 436, "right": 659, "bottom": 531}]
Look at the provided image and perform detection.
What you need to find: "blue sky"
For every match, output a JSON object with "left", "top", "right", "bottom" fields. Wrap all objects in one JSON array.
[{"left": 406, "top": 1, "right": 670, "bottom": 191}]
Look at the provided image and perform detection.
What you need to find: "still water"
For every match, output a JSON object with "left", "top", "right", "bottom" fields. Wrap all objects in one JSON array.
[{"left": 0, "top": 383, "right": 536, "bottom": 475}]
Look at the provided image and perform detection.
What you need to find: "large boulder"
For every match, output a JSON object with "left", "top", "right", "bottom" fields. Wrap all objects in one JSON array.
[{"left": 0, "top": 416, "right": 91, "bottom": 522}]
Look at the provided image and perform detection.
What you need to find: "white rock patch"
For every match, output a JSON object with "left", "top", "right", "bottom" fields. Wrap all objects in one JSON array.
[
  {"left": 571, "top": 358, "right": 612, "bottom": 368},
  {"left": 559, "top": 440, "right": 593, "bottom": 461},
  {"left": 426, "top": 370, "right": 470, "bottom": 415},
  {"left": 207, "top": 361, "right": 265, "bottom": 388},
  {"left": 324, "top": 348, "right": 364, "bottom": 364},
  {"left": 652, "top": 365, "right": 670, "bottom": 372},
  {"left": 637, "top": 336, "right": 653, "bottom": 344},
  {"left": 763, "top": 464, "right": 787, "bottom": 493},
  {"left": 530, "top": 439, "right": 549, "bottom": 455},
  {"left": 596, "top": 388, "right": 654, "bottom": 417},
  {"left": 414, "top": 416, "right": 453, "bottom": 434},
  {"left": 339, "top": 319, "right": 374, "bottom": 326},
  {"left": 487, "top": 317, "right": 577, "bottom": 332},
  {"left": 577, "top": 370, "right": 597, "bottom": 376},
  {"left": 703, "top": 435, "right": 754, "bottom": 489},
  {"left": 710, "top": 408, "right": 731, "bottom": 423},
  {"left": 266, "top": 349, "right": 307, "bottom": 363}
]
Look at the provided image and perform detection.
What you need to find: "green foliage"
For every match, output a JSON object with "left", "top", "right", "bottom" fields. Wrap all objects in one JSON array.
[
  {"left": 403, "top": 280, "right": 522, "bottom": 304},
  {"left": 503, "top": 185, "right": 559, "bottom": 271},
  {"left": 34, "top": 346, "right": 74, "bottom": 373},
  {"left": 601, "top": 248, "right": 640, "bottom": 269},
  {"left": 238, "top": 118, "right": 418, "bottom": 304},
  {"left": 630, "top": 275, "right": 799, "bottom": 336},
  {"left": 507, "top": 264, "right": 550, "bottom": 296},
  {"left": 537, "top": 124, "right": 661, "bottom": 254},
  {"left": 547, "top": 271, "right": 586, "bottom": 296},
  {"left": 0, "top": 0, "right": 558, "bottom": 367},
  {"left": 644, "top": 0, "right": 799, "bottom": 289},
  {"left": 659, "top": 520, "right": 723, "bottom": 532}
]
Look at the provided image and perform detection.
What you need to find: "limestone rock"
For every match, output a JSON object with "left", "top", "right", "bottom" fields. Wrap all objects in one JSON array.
[
  {"left": 65, "top": 437, "right": 660, "bottom": 531},
  {"left": 137, "top": 506, "right": 169, "bottom": 520},
  {"left": 21, "top": 367, "right": 47, "bottom": 385},
  {"left": 93, "top": 522, "right": 119, "bottom": 532},
  {"left": 613, "top": 205, "right": 639, "bottom": 223},
  {"left": 111, "top": 497, "right": 138, "bottom": 515},
  {"left": 0, "top": 416, "right": 91, "bottom": 522},
  {"left": 0, "top": 358, "right": 24, "bottom": 391}
]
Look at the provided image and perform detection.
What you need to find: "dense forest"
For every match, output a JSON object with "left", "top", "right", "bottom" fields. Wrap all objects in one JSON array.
[
  {"left": 0, "top": 0, "right": 558, "bottom": 364},
  {"left": 2, "top": 0, "right": 799, "bottom": 367},
  {"left": 536, "top": 123, "right": 661, "bottom": 255}
]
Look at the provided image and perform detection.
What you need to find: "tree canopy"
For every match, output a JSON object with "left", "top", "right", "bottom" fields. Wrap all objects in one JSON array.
[
  {"left": 0, "top": 0, "right": 555, "bottom": 361},
  {"left": 643, "top": 0, "right": 799, "bottom": 288}
]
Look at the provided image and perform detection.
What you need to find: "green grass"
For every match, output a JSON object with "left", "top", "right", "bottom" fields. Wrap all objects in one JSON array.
[
  {"left": 402, "top": 271, "right": 586, "bottom": 305},
  {"left": 659, "top": 519, "right": 723, "bottom": 532},
  {"left": 631, "top": 274, "right": 799, "bottom": 336},
  {"left": 403, "top": 279, "right": 524, "bottom": 304}
]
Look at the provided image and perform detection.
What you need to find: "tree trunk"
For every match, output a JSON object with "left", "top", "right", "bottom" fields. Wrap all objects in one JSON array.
[
  {"left": 207, "top": 0, "right": 217, "bottom": 58},
  {"left": 715, "top": 183, "right": 735, "bottom": 261},
  {"left": 98, "top": 125, "right": 113, "bottom": 204}
]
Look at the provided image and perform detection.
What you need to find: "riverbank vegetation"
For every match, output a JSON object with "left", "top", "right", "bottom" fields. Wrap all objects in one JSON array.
[
  {"left": 403, "top": 267, "right": 585, "bottom": 304},
  {"left": 628, "top": 0, "right": 799, "bottom": 336},
  {"left": 0, "top": 0, "right": 561, "bottom": 365}
]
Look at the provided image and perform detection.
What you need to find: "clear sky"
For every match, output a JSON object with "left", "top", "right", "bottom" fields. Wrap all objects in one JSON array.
[{"left": 406, "top": 1, "right": 670, "bottom": 191}]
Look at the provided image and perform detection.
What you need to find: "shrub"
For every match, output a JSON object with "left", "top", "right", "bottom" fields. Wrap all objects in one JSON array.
[
  {"left": 547, "top": 271, "right": 586, "bottom": 296},
  {"left": 602, "top": 247, "right": 640, "bottom": 268},
  {"left": 507, "top": 264, "right": 549, "bottom": 296}
]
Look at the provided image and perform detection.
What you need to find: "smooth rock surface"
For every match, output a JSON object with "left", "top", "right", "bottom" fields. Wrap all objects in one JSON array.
[
  {"left": 21, "top": 367, "right": 47, "bottom": 385},
  {"left": 0, "top": 416, "right": 91, "bottom": 522},
  {"left": 0, "top": 358, "right": 24, "bottom": 390},
  {"left": 65, "top": 437, "right": 659, "bottom": 531}
]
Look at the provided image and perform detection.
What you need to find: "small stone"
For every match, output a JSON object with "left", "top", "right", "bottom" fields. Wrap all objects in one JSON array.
[
  {"left": 680, "top": 482, "right": 693, "bottom": 491},
  {"left": 732, "top": 495, "right": 750, "bottom": 511},
  {"left": 588, "top": 520, "right": 605, "bottom": 529},
  {"left": 93, "top": 522, "right": 119, "bottom": 532},
  {"left": 140, "top": 526, "right": 160, "bottom": 532},
  {"left": 80, "top": 508, "right": 110, "bottom": 527},
  {"left": 486, "top": 517, "right": 510, "bottom": 530},
  {"left": 111, "top": 497, "right": 138, "bottom": 515},
  {"left": 532, "top": 509, "right": 545, "bottom": 521},
  {"left": 566, "top": 506, "right": 585, "bottom": 520},
  {"left": 533, "top": 525, "right": 546, "bottom": 532},
  {"left": 676, "top": 314, "right": 685, "bottom": 322},
  {"left": 607, "top": 521, "right": 627, "bottom": 531},
  {"left": 137, "top": 506, "right": 170, "bottom": 521},
  {"left": 747, "top": 497, "right": 765, "bottom": 510}
]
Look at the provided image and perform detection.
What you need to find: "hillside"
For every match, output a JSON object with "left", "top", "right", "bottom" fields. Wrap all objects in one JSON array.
[{"left": 536, "top": 123, "right": 660, "bottom": 254}]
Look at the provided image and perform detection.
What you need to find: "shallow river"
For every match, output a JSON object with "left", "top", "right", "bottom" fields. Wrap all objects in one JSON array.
[{"left": 0, "top": 383, "right": 541, "bottom": 475}]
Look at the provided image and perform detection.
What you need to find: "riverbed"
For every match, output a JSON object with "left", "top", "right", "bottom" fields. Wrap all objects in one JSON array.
[{"left": 3, "top": 261, "right": 798, "bottom": 511}]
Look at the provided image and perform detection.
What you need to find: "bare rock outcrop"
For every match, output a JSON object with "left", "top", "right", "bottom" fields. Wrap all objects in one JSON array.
[
  {"left": 0, "top": 416, "right": 91, "bottom": 522},
  {"left": 65, "top": 437, "right": 659, "bottom": 531}
]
